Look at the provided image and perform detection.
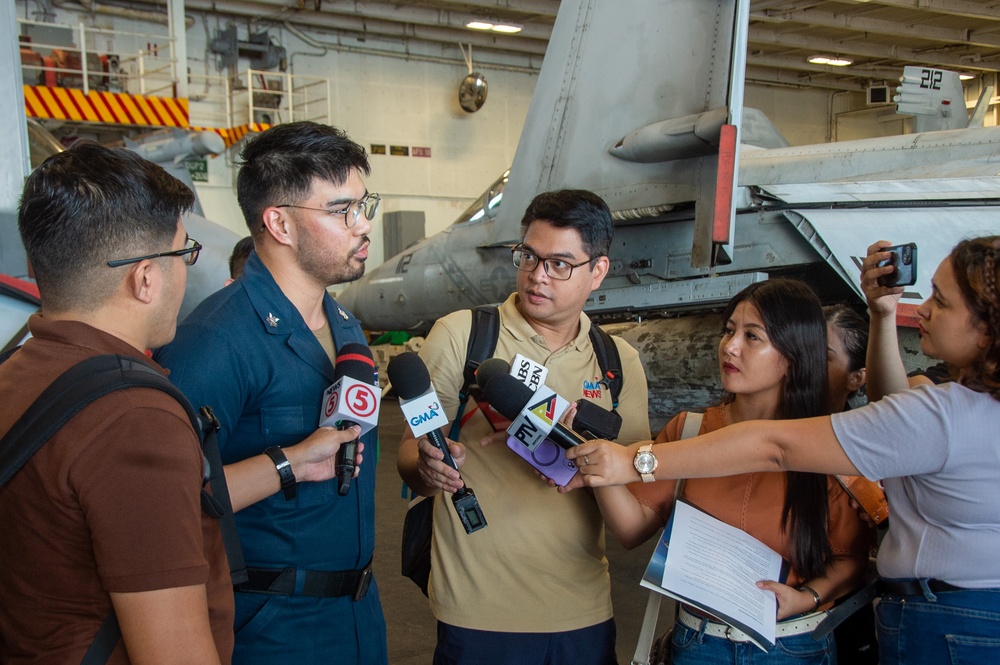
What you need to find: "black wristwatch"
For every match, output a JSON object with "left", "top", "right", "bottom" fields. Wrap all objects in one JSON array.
[{"left": 263, "top": 446, "right": 297, "bottom": 500}]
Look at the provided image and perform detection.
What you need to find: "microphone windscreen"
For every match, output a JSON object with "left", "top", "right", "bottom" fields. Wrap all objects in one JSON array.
[
  {"left": 334, "top": 343, "right": 376, "bottom": 383},
  {"left": 474, "top": 358, "right": 510, "bottom": 390},
  {"left": 387, "top": 352, "right": 433, "bottom": 400},
  {"left": 481, "top": 373, "right": 534, "bottom": 421}
]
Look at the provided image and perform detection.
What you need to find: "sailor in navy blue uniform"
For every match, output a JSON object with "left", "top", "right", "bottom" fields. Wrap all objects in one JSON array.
[{"left": 157, "top": 122, "right": 387, "bottom": 665}]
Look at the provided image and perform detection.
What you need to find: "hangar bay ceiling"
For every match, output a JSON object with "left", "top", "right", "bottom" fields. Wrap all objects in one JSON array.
[{"left": 113, "top": 0, "right": 1000, "bottom": 91}]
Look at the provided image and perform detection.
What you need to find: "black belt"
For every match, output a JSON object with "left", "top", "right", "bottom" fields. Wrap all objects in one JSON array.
[
  {"left": 814, "top": 577, "right": 968, "bottom": 640},
  {"left": 234, "top": 561, "right": 373, "bottom": 601},
  {"left": 880, "top": 578, "right": 966, "bottom": 596}
]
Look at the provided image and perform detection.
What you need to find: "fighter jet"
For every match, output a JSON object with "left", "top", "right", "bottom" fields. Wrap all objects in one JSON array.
[{"left": 338, "top": 0, "right": 1000, "bottom": 425}]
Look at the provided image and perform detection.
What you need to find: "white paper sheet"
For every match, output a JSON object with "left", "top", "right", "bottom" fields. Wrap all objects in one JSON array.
[{"left": 640, "top": 500, "right": 783, "bottom": 650}]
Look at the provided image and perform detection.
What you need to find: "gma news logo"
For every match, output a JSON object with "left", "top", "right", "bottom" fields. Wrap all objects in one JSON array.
[{"left": 408, "top": 400, "right": 442, "bottom": 428}]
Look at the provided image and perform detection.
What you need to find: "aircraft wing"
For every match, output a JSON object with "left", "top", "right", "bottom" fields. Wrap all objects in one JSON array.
[{"left": 786, "top": 206, "right": 999, "bottom": 307}]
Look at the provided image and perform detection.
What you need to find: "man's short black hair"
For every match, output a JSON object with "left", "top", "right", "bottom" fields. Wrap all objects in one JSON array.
[
  {"left": 519, "top": 189, "right": 614, "bottom": 258},
  {"left": 236, "top": 122, "right": 371, "bottom": 233},
  {"left": 228, "top": 236, "right": 255, "bottom": 279},
  {"left": 18, "top": 141, "right": 194, "bottom": 312}
]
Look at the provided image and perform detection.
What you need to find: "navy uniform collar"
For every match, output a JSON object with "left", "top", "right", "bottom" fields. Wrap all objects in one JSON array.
[{"left": 238, "top": 252, "right": 363, "bottom": 381}]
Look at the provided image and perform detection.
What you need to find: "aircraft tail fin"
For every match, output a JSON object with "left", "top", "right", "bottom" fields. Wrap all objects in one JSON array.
[
  {"left": 492, "top": 0, "right": 746, "bottom": 267},
  {"left": 895, "top": 66, "right": 968, "bottom": 132}
]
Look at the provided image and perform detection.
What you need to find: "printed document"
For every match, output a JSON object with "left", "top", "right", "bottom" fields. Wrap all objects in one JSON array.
[{"left": 640, "top": 500, "right": 784, "bottom": 650}]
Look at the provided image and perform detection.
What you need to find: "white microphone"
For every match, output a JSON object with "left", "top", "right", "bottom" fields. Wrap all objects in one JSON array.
[{"left": 320, "top": 343, "right": 381, "bottom": 495}]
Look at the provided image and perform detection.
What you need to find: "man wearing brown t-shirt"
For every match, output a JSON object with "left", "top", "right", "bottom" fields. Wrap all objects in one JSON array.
[{"left": 0, "top": 142, "right": 234, "bottom": 663}]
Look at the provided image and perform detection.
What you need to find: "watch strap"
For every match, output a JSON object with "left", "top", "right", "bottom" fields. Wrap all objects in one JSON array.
[
  {"left": 637, "top": 443, "right": 656, "bottom": 483},
  {"left": 264, "top": 446, "right": 297, "bottom": 500}
]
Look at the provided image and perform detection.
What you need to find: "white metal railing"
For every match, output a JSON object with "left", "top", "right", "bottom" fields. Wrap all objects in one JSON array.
[
  {"left": 18, "top": 18, "right": 177, "bottom": 97},
  {"left": 187, "top": 73, "right": 232, "bottom": 129},
  {"left": 239, "top": 69, "right": 331, "bottom": 126},
  {"left": 18, "top": 19, "right": 332, "bottom": 132}
]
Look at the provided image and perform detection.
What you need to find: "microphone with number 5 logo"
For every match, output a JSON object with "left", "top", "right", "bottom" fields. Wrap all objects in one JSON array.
[{"left": 320, "top": 343, "right": 381, "bottom": 496}]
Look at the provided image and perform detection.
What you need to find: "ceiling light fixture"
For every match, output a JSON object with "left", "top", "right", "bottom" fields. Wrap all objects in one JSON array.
[
  {"left": 465, "top": 19, "right": 522, "bottom": 34},
  {"left": 807, "top": 55, "right": 853, "bottom": 67}
]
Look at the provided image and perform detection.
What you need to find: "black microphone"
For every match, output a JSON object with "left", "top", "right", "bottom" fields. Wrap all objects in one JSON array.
[
  {"left": 572, "top": 400, "right": 622, "bottom": 440},
  {"left": 474, "top": 358, "right": 621, "bottom": 440},
  {"left": 388, "top": 352, "right": 487, "bottom": 534},
  {"left": 473, "top": 358, "right": 510, "bottom": 392},
  {"left": 333, "top": 343, "right": 377, "bottom": 496},
  {"left": 387, "top": 352, "right": 458, "bottom": 470},
  {"left": 481, "top": 373, "right": 588, "bottom": 450}
]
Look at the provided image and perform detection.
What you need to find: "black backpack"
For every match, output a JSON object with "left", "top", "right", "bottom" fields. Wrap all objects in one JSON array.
[
  {"left": 0, "top": 350, "right": 246, "bottom": 664},
  {"left": 449, "top": 304, "right": 624, "bottom": 440}
]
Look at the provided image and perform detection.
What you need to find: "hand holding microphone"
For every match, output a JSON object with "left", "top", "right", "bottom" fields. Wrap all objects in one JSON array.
[
  {"left": 389, "top": 352, "right": 487, "bottom": 534},
  {"left": 320, "top": 343, "right": 381, "bottom": 496}
]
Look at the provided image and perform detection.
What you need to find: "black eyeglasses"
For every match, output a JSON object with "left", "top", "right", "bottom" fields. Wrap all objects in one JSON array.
[
  {"left": 276, "top": 192, "right": 381, "bottom": 229},
  {"left": 511, "top": 245, "right": 593, "bottom": 280},
  {"left": 107, "top": 237, "right": 202, "bottom": 268}
]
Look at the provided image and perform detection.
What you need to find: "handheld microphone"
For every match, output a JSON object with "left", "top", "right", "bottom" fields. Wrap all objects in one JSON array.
[
  {"left": 572, "top": 400, "right": 622, "bottom": 441},
  {"left": 481, "top": 373, "right": 588, "bottom": 450},
  {"left": 323, "top": 343, "right": 381, "bottom": 496},
  {"left": 388, "top": 352, "right": 487, "bottom": 534},
  {"left": 473, "top": 358, "right": 510, "bottom": 392},
  {"left": 469, "top": 358, "right": 512, "bottom": 431},
  {"left": 476, "top": 359, "right": 620, "bottom": 439},
  {"left": 388, "top": 352, "right": 456, "bottom": 469}
]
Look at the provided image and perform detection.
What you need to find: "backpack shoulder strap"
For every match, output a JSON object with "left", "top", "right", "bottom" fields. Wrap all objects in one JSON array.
[
  {"left": 632, "top": 411, "right": 703, "bottom": 665},
  {"left": 674, "top": 411, "right": 703, "bottom": 501},
  {"left": 449, "top": 305, "right": 501, "bottom": 441},
  {"left": 588, "top": 325, "right": 624, "bottom": 409},
  {"left": 0, "top": 354, "right": 195, "bottom": 487},
  {"left": 0, "top": 353, "right": 247, "bottom": 583},
  {"left": 679, "top": 411, "right": 703, "bottom": 441}
]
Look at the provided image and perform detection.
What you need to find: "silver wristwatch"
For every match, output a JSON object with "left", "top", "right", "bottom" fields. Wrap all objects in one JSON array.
[{"left": 633, "top": 444, "right": 657, "bottom": 483}]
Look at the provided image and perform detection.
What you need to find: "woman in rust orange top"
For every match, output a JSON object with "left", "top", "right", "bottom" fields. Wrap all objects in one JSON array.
[{"left": 587, "top": 278, "right": 872, "bottom": 664}]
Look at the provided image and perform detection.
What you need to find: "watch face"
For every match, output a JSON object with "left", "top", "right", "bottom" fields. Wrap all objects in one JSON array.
[{"left": 634, "top": 451, "right": 656, "bottom": 474}]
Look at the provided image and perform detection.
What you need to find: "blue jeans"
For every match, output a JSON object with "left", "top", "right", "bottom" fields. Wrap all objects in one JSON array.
[
  {"left": 670, "top": 618, "right": 834, "bottom": 665},
  {"left": 876, "top": 580, "right": 1000, "bottom": 665},
  {"left": 432, "top": 619, "right": 616, "bottom": 665}
]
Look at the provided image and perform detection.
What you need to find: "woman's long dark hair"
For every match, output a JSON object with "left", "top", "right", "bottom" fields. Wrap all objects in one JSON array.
[
  {"left": 949, "top": 236, "right": 1000, "bottom": 401},
  {"left": 721, "top": 279, "right": 833, "bottom": 579}
]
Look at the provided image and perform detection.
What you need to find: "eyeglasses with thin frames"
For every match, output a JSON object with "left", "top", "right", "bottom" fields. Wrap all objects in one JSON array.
[
  {"left": 276, "top": 192, "right": 381, "bottom": 229},
  {"left": 511, "top": 245, "right": 594, "bottom": 280},
  {"left": 107, "top": 236, "right": 202, "bottom": 268}
]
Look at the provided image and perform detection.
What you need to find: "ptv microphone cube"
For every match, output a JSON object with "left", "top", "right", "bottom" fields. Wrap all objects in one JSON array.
[{"left": 505, "top": 385, "right": 570, "bottom": 452}]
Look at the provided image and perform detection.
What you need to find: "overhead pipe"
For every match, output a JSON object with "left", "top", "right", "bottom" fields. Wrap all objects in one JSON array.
[
  {"left": 125, "top": 0, "right": 548, "bottom": 56},
  {"left": 283, "top": 21, "right": 540, "bottom": 75},
  {"left": 58, "top": 0, "right": 195, "bottom": 28}
]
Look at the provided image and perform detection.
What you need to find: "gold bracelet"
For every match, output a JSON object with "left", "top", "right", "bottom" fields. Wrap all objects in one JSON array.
[{"left": 798, "top": 584, "right": 822, "bottom": 611}]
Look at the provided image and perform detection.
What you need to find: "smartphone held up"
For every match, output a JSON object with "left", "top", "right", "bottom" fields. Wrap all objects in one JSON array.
[{"left": 876, "top": 243, "right": 918, "bottom": 288}]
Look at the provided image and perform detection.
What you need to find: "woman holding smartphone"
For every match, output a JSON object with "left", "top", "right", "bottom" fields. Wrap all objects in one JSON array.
[
  {"left": 568, "top": 236, "right": 1000, "bottom": 665},
  {"left": 581, "top": 278, "right": 872, "bottom": 664}
]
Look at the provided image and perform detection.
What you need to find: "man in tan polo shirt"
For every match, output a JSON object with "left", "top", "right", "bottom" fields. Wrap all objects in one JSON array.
[{"left": 398, "top": 189, "right": 650, "bottom": 665}]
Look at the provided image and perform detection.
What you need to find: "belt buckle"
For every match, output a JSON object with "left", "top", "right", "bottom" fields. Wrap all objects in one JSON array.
[
  {"left": 724, "top": 625, "right": 742, "bottom": 643},
  {"left": 354, "top": 564, "right": 373, "bottom": 601}
]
